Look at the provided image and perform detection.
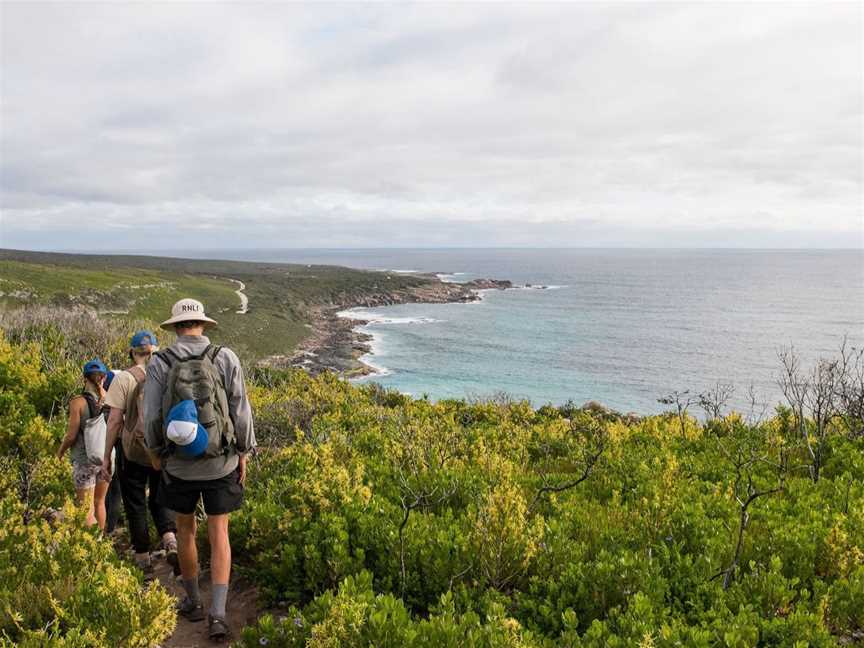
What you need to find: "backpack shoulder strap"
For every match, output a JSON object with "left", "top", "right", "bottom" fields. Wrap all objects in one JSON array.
[
  {"left": 156, "top": 348, "right": 182, "bottom": 369},
  {"left": 80, "top": 392, "right": 98, "bottom": 420},
  {"left": 127, "top": 364, "right": 146, "bottom": 383}
]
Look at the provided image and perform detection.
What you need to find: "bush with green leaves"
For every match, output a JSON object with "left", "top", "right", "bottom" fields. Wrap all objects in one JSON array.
[
  {"left": 235, "top": 364, "right": 863, "bottom": 646},
  {"left": 2, "top": 308, "right": 863, "bottom": 646},
  {"left": 0, "top": 316, "right": 176, "bottom": 647},
  {"left": 0, "top": 492, "right": 176, "bottom": 646},
  {"left": 239, "top": 571, "right": 540, "bottom": 648}
]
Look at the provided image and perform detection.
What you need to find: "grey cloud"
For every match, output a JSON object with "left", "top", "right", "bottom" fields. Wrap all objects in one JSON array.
[{"left": 1, "top": 2, "right": 861, "bottom": 250}]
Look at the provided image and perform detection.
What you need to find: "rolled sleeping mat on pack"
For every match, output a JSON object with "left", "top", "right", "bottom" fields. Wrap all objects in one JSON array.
[{"left": 165, "top": 400, "right": 209, "bottom": 458}]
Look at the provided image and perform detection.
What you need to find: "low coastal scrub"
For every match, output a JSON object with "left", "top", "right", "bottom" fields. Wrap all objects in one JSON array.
[
  {"left": 0, "top": 497, "right": 176, "bottom": 647},
  {"left": 234, "top": 384, "right": 864, "bottom": 647},
  {"left": 0, "top": 307, "right": 862, "bottom": 646},
  {"left": 0, "top": 317, "right": 177, "bottom": 646}
]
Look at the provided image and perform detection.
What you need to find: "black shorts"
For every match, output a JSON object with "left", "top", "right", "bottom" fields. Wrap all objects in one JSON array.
[{"left": 158, "top": 467, "right": 244, "bottom": 515}]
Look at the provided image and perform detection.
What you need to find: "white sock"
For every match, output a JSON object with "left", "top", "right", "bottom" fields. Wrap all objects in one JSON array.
[{"left": 162, "top": 531, "right": 177, "bottom": 546}]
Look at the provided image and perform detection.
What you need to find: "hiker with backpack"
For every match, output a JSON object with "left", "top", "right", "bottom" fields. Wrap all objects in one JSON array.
[
  {"left": 143, "top": 299, "right": 256, "bottom": 642},
  {"left": 101, "top": 331, "right": 178, "bottom": 577},
  {"left": 56, "top": 359, "right": 111, "bottom": 527}
]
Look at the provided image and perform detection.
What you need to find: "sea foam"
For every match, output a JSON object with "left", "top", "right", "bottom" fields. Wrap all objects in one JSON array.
[
  {"left": 337, "top": 309, "right": 443, "bottom": 325},
  {"left": 436, "top": 272, "right": 469, "bottom": 283}
]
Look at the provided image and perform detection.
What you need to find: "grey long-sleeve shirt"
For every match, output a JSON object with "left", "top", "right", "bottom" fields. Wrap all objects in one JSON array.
[{"left": 144, "top": 335, "right": 256, "bottom": 481}]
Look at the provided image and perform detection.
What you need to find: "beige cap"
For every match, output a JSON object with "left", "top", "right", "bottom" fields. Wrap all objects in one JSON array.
[{"left": 160, "top": 298, "right": 218, "bottom": 331}]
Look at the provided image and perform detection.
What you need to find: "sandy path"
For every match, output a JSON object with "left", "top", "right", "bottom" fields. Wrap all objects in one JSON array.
[
  {"left": 227, "top": 279, "right": 248, "bottom": 314},
  {"left": 153, "top": 558, "right": 260, "bottom": 647}
]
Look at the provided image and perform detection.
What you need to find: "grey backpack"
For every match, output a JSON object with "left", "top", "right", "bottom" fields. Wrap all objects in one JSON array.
[{"left": 157, "top": 345, "right": 235, "bottom": 459}]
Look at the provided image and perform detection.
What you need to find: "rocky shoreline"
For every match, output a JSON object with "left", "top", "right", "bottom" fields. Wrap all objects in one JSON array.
[{"left": 264, "top": 275, "right": 512, "bottom": 375}]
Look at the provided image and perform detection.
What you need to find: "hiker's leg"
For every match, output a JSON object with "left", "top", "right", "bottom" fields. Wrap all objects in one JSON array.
[
  {"left": 176, "top": 512, "right": 199, "bottom": 578},
  {"left": 72, "top": 463, "right": 98, "bottom": 525},
  {"left": 75, "top": 486, "right": 96, "bottom": 526},
  {"left": 93, "top": 479, "right": 109, "bottom": 531},
  {"left": 156, "top": 471, "right": 203, "bottom": 605},
  {"left": 104, "top": 474, "right": 122, "bottom": 533},
  {"left": 120, "top": 459, "right": 151, "bottom": 559},
  {"left": 147, "top": 467, "right": 177, "bottom": 544},
  {"left": 201, "top": 466, "right": 243, "bottom": 620},
  {"left": 175, "top": 511, "right": 203, "bottom": 607},
  {"left": 104, "top": 447, "right": 123, "bottom": 533},
  {"left": 207, "top": 513, "right": 231, "bottom": 620},
  {"left": 207, "top": 514, "right": 231, "bottom": 585}
]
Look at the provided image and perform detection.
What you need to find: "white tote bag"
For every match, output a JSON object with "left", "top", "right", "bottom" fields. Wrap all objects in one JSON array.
[{"left": 82, "top": 413, "right": 108, "bottom": 466}]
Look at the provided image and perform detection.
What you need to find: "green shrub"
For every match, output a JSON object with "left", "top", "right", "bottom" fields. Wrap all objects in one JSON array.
[
  {"left": 2, "top": 314, "right": 862, "bottom": 646},
  {"left": 0, "top": 498, "right": 175, "bottom": 646},
  {"left": 239, "top": 572, "right": 540, "bottom": 648}
]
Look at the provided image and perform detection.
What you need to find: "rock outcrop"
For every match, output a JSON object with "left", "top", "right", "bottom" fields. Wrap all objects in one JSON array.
[{"left": 268, "top": 275, "right": 512, "bottom": 375}]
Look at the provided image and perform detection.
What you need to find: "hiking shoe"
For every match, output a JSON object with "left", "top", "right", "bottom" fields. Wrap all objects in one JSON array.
[
  {"left": 164, "top": 540, "right": 180, "bottom": 575},
  {"left": 208, "top": 614, "right": 229, "bottom": 642},
  {"left": 176, "top": 597, "right": 205, "bottom": 622}
]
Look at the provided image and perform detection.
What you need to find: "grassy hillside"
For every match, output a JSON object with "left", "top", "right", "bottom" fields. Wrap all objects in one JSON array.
[{"left": 0, "top": 249, "right": 434, "bottom": 360}]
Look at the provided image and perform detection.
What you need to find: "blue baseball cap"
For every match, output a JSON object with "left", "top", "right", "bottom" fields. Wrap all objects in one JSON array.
[
  {"left": 83, "top": 359, "right": 108, "bottom": 376},
  {"left": 165, "top": 400, "right": 208, "bottom": 458},
  {"left": 130, "top": 330, "right": 159, "bottom": 351}
]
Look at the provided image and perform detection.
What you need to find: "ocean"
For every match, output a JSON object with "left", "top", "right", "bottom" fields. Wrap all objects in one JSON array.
[{"left": 172, "top": 248, "right": 863, "bottom": 415}]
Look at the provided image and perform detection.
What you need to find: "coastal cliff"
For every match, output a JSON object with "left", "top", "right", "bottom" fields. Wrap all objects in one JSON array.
[
  {"left": 272, "top": 275, "right": 512, "bottom": 375},
  {"left": 0, "top": 250, "right": 512, "bottom": 374}
]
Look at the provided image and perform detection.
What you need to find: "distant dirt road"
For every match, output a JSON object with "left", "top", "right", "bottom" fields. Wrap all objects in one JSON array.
[{"left": 228, "top": 279, "right": 248, "bottom": 314}]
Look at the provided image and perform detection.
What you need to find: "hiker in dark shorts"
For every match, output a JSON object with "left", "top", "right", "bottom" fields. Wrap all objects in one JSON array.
[
  {"left": 144, "top": 299, "right": 256, "bottom": 642},
  {"left": 57, "top": 360, "right": 110, "bottom": 527},
  {"left": 102, "top": 331, "right": 178, "bottom": 578}
]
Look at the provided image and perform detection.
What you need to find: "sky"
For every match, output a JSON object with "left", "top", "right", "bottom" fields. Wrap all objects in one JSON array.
[{"left": 1, "top": 2, "right": 862, "bottom": 250}]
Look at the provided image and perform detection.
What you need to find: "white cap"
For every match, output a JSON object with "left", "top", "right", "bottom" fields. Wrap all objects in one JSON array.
[
  {"left": 160, "top": 298, "right": 218, "bottom": 331},
  {"left": 166, "top": 419, "right": 200, "bottom": 446}
]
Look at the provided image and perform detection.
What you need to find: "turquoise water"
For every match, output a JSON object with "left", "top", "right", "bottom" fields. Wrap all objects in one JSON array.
[{"left": 178, "top": 248, "right": 864, "bottom": 414}]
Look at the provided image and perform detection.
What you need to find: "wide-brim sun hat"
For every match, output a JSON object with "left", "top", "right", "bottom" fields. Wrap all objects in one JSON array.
[{"left": 160, "top": 298, "right": 218, "bottom": 331}]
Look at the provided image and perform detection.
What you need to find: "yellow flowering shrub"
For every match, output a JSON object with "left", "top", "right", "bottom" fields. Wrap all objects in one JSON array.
[
  {"left": 470, "top": 483, "right": 543, "bottom": 591},
  {"left": 0, "top": 497, "right": 175, "bottom": 646}
]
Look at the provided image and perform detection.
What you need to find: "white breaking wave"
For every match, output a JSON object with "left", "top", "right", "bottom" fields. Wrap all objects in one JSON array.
[
  {"left": 516, "top": 284, "right": 569, "bottom": 290},
  {"left": 350, "top": 326, "right": 392, "bottom": 377},
  {"left": 390, "top": 269, "right": 419, "bottom": 274},
  {"left": 336, "top": 308, "right": 442, "bottom": 325},
  {"left": 365, "top": 315, "right": 443, "bottom": 325},
  {"left": 436, "top": 272, "right": 468, "bottom": 283}
]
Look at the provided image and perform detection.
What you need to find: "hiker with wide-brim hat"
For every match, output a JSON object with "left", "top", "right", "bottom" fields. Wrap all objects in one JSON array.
[
  {"left": 144, "top": 299, "right": 256, "bottom": 642},
  {"left": 102, "top": 330, "right": 179, "bottom": 581},
  {"left": 57, "top": 359, "right": 111, "bottom": 527},
  {"left": 160, "top": 298, "right": 219, "bottom": 330}
]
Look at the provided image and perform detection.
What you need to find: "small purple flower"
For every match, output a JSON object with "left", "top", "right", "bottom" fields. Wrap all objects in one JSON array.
[
  {"left": 293, "top": 615, "right": 304, "bottom": 628},
  {"left": 259, "top": 638, "right": 269, "bottom": 646}
]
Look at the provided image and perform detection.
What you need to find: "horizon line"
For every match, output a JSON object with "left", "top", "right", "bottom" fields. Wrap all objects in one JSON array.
[{"left": 7, "top": 246, "right": 864, "bottom": 254}]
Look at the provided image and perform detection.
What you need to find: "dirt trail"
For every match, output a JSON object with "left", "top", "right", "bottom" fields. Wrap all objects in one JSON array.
[
  {"left": 152, "top": 557, "right": 260, "bottom": 647},
  {"left": 227, "top": 278, "right": 249, "bottom": 314}
]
